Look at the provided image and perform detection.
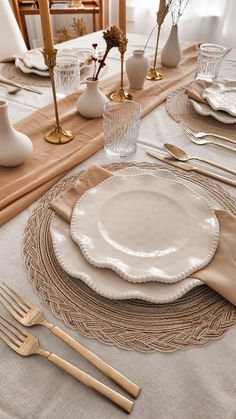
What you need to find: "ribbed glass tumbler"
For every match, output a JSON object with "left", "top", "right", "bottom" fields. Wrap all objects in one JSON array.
[
  {"left": 54, "top": 54, "right": 80, "bottom": 98},
  {"left": 103, "top": 101, "right": 141, "bottom": 157}
]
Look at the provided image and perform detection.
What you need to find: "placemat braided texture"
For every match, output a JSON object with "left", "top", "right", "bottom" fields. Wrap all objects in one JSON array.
[
  {"left": 23, "top": 162, "right": 236, "bottom": 352},
  {"left": 1, "top": 62, "right": 93, "bottom": 88},
  {"left": 166, "top": 86, "right": 236, "bottom": 140}
]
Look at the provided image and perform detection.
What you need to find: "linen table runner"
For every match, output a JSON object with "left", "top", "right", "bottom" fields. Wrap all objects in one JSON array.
[{"left": 0, "top": 43, "right": 198, "bottom": 225}]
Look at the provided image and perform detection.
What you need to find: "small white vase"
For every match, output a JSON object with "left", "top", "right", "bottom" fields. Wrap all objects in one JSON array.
[
  {"left": 0, "top": 100, "right": 33, "bottom": 167},
  {"left": 126, "top": 50, "right": 150, "bottom": 90},
  {"left": 161, "top": 24, "right": 182, "bottom": 68},
  {"left": 76, "top": 77, "right": 109, "bottom": 119}
]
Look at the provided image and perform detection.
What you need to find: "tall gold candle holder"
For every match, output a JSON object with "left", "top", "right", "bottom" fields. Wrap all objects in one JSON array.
[
  {"left": 146, "top": 25, "right": 163, "bottom": 81},
  {"left": 110, "top": 40, "right": 132, "bottom": 101},
  {"left": 146, "top": 1, "right": 169, "bottom": 81},
  {"left": 41, "top": 49, "right": 74, "bottom": 144}
]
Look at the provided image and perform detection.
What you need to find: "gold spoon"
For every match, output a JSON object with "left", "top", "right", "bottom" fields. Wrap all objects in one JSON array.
[
  {"left": 164, "top": 143, "right": 236, "bottom": 176},
  {"left": 0, "top": 83, "right": 21, "bottom": 94}
]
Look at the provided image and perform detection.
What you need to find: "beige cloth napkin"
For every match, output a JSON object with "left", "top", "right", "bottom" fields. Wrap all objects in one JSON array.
[
  {"left": 0, "top": 42, "right": 198, "bottom": 226},
  {"left": 185, "top": 80, "right": 212, "bottom": 104},
  {"left": 50, "top": 165, "right": 236, "bottom": 307}
]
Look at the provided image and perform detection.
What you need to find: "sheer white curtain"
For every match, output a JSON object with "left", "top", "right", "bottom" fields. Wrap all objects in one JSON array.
[{"left": 127, "top": 0, "right": 236, "bottom": 47}]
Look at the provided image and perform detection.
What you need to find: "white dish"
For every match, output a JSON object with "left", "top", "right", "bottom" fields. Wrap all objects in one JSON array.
[
  {"left": 202, "top": 81, "right": 236, "bottom": 117},
  {"left": 15, "top": 57, "right": 49, "bottom": 77},
  {"left": 51, "top": 168, "right": 222, "bottom": 303},
  {"left": 22, "top": 48, "right": 88, "bottom": 71},
  {"left": 190, "top": 99, "right": 236, "bottom": 124},
  {"left": 70, "top": 173, "right": 219, "bottom": 284},
  {"left": 51, "top": 214, "right": 203, "bottom": 303}
]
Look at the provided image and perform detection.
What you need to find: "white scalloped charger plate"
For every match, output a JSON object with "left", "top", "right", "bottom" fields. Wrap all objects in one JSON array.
[
  {"left": 70, "top": 173, "right": 219, "bottom": 284},
  {"left": 50, "top": 168, "right": 222, "bottom": 303},
  {"left": 190, "top": 99, "right": 236, "bottom": 124},
  {"left": 15, "top": 58, "right": 49, "bottom": 77},
  {"left": 202, "top": 81, "right": 236, "bottom": 117},
  {"left": 22, "top": 48, "right": 88, "bottom": 71}
]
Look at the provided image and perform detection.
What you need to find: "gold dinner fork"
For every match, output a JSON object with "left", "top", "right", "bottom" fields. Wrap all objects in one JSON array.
[
  {"left": 181, "top": 123, "right": 236, "bottom": 153},
  {"left": 0, "top": 283, "right": 140, "bottom": 398},
  {"left": 180, "top": 122, "right": 236, "bottom": 145},
  {"left": 0, "top": 315, "right": 133, "bottom": 413}
]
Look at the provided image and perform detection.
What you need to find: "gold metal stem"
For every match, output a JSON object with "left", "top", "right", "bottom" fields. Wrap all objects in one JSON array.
[
  {"left": 41, "top": 49, "right": 73, "bottom": 144},
  {"left": 48, "top": 66, "right": 60, "bottom": 129},
  {"left": 146, "top": 25, "right": 163, "bottom": 81},
  {"left": 153, "top": 25, "right": 161, "bottom": 69},
  {"left": 120, "top": 52, "right": 124, "bottom": 89},
  {"left": 110, "top": 50, "right": 132, "bottom": 101}
]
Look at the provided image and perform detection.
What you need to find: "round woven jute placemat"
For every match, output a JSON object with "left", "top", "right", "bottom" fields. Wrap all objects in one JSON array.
[
  {"left": 1, "top": 63, "right": 51, "bottom": 87},
  {"left": 166, "top": 86, "right": 236, "bottom": 141},
  {"left": 23, "top": 162, "right": 236, "bottom": 352},
  {"left": 1, "top": 62, "right": 94, "bottom": 88}
]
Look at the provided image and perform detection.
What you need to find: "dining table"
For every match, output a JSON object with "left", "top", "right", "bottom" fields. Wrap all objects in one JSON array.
[{"left": 0, "top": 30, "right": 236, "bottom": 419}]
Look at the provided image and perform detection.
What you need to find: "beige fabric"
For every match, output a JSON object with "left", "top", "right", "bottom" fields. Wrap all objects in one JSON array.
[
  {"left": 185, "top": 79, "right": 212, "bottom": 104},
  {"left": 50, "top": 164, "right": 236, "bottom": 307},
  {"left": 193, "top": 210, "right": 236, "bottom": 305},
  {"left": 50, "top": 165, "right": 113, "bottom": 222},
  {"left": 0, "top": 43, "right": 198, "bottom": 226}
]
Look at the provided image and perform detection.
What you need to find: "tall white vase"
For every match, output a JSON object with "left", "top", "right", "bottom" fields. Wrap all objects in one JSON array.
[
  {"left": 126, "top": 50, "right": 150, "bottom": 90},
  {"left": 0, "top": 100, "right": 33, "bottom": 167},
  {"left": 161, "top": 25, "right": 182, "bottom": 68},
  {"left": 76, "top": 77, "right": 109, "bottom": 118}
]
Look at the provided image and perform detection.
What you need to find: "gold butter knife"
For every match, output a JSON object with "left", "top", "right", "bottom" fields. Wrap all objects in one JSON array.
[
  {"left": 146, "top": 150, "right": 236, "bottom": 187},
  {"left": 0, "top": 78, "right": 42, "bottom": 95}
]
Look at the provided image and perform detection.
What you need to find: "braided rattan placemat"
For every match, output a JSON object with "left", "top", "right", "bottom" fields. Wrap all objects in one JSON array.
[
  {"left": 1, "top": 62, "right": 94, "bottom": 88},
  {"left": 166, "top": 86, "right": 236, "bottom": 141},
  {"left": 1, "top": 63, "right": 51, "bottom": 87},
  {"left": 23, "top": 162, "right": 236, "bottom": 353}
]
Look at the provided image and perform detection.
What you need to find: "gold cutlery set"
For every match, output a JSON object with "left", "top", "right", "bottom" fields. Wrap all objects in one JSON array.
[
  {"left": 147, "top": 124, "right": 236, "bottom": 187},
  {"left": 0, "top": 78, "right": 42, "bottom": 95},
  {"left": 0, "top": 283, "right": 140, "bottom": 413}
]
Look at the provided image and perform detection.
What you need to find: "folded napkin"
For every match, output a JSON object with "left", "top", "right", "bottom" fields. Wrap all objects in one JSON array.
[
  {"left": 50, "top": 165, "right": 236, "bottom": 306},
  {"left": 185, "top": 80, "right": 212, "bottom": 104}
]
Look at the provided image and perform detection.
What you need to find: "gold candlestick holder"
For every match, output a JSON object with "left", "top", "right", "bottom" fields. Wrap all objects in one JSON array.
[
  {"left": 110, "top": 47, "right": 132, "bottom": 102},
  {"left": 41, "top": 49, "right": 73, "bottom": 144},
  {"left": 146, "top": 25, "right": 163, "bottom": 81}
]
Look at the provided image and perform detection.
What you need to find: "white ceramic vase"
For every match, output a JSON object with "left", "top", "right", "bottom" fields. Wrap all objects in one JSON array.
[
  {"left": 0, "top": 100, "right": 33, "bottom": 167},
  {"left": 161, "top": 24, "right": 182, "bottom": 68},
  {"left": 76, "top": 77, "right": 109, "bottom": 118},
  {"left": 126, "top": 50, "right": 150, "bottom": 90}
]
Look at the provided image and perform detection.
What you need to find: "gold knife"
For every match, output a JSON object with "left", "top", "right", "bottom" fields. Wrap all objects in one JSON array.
[
  {"left": 0, "top": 78, "right": 42, "bottom": 95},
  {"left": 146, "top": 150, "right": 236, "bottom": 187}
]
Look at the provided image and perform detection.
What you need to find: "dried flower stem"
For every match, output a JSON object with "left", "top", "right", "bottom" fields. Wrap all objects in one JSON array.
[{"left": 143, "top": 23, "right": 157, "bottom": 53}]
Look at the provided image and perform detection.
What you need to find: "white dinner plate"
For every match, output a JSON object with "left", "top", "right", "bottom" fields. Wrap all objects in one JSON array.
[
  {"left": 202, "top": 81, "right": 236, "bottom": 117},
  {"left": 50, "top": 168, "right": 222, "bottom": 303},
  {"left": 15, "top": 57, "right": 49, "bottom": 77},
  {"left": 190, "top": 99, "right": 236, "bottom": 124},
  {"left": 16, "top": 48, "right": 92, "bottom": 78},
  {"left": 70, "top": 173, "right": 219, "bottom": 284},
  {"left": 22, "top": 48, "right": 89, "bottom": 71}
]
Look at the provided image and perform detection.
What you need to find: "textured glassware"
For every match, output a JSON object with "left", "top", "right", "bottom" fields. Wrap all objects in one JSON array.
[
  {"left": 54, "top": 55, "right": 80, "bottom": 97},
  {"left": 103, "top": 101, "right": 141, "bottom": 157},
  {"left": 196, "top": 44, "right": 225, "bottom": 82}
]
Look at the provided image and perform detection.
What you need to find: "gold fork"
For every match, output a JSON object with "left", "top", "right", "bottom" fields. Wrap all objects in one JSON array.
[
  {"left": 0, "top": 315, "right": 133, "bottom": 413},
  {"left": 181, "top": 123, "right": 236, "bottom": 153},
  {"left": 0, "top": 283, "right": 140, "bottom": 398},
  {"left": 180, "top": 121, "right": 236, "bottom": 145}
]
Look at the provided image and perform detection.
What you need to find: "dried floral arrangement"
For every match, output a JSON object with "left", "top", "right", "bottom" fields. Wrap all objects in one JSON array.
[
  {"left": 169, "top": 0, "right": 191, "bottom": 25},
  {"left": 91, "top": 26, "right": 126, "bottom": 81}
]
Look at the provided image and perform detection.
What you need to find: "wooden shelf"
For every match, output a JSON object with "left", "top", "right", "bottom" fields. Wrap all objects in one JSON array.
[{"left": 11, "top": 0, "right": 105, "bottom": 49}]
